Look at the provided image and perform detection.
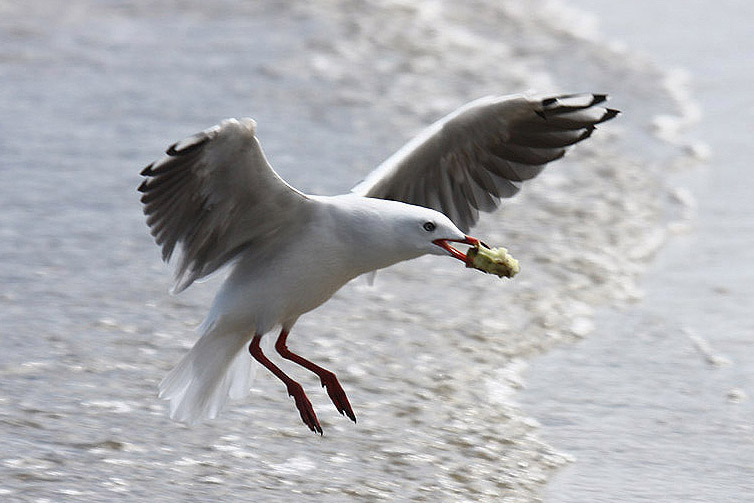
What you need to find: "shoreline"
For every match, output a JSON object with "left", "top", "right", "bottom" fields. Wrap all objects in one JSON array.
[{"left": 522, "top": 1, "right": 754, "bottom": 500}]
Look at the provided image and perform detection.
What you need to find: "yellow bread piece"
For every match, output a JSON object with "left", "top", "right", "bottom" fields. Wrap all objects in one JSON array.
[{"left": 465, "top": 243, "right": 520, "bottom": 278}]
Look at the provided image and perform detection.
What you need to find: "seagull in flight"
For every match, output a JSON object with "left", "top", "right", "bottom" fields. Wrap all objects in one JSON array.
[{"left": 139, "top": 93, "right": 618, "bottom": 433}]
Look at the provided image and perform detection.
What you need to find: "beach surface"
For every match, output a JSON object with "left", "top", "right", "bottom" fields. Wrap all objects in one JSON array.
[{"left": 0, "top": 1, "right": 749, "bottom": 502}]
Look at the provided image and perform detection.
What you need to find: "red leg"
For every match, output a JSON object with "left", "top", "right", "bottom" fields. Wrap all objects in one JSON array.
[
  {"left": 275, "top": 329, "right": 356, "bottom": 423},
  {"left": 248, "top": 334, "right": 322, "bottom": 434}
]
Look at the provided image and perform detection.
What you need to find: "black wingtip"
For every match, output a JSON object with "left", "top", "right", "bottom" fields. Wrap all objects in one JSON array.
[
  {"left": 165, "top": 133, "right": 211, "bottom": 157},
  {"left": 591, "top": 93, "right": 608, "bottom": 105},
  {"left": 541, "top": 97, "right": 558, "bottom": 107},
  {"left": 137, "top": 179, "right": 150, "bottom": 193},
  {"left": 599, "top": 108, "right": 621, "bottom": 123},
  {"left": 538, "top": 93, "right": 614, "bottom": 118},
  {"left": 165, "top": 143, "right": 181, "bottom": 156},
  {"left": 140, "top": 162, "right": 154, "bottom": 176}
]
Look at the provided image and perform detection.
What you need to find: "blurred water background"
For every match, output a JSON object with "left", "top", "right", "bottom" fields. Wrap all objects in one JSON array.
[
  {"left": 0, "top": 1, "right": 750, "bottom": 502},
  {"left": 522, "top": 1, "right": 754, "bottom": 501}
]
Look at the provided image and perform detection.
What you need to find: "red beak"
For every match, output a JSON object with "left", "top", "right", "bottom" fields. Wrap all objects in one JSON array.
[{"left": 432, "top": 235, "right": 480, "bottom": 262}]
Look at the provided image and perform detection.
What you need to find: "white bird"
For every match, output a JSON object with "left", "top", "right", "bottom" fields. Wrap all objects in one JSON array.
[{"left": 139, "top": 93, "right": 617, "bottom": 433}]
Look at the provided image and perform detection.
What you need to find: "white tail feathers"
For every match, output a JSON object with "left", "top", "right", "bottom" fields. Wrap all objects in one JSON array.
[{"left": 158, "top": 328, "right": 256, "bottom": 424}]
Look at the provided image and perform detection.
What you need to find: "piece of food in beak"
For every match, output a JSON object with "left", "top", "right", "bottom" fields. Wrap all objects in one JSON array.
[{"left": 465, "top": 242, "right": 520, "bottom": 278}]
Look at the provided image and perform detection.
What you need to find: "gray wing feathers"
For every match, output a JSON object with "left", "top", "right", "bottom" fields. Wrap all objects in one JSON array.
[
  {"left": 139, "top": 118, "right": 308, "bottom": 293},
  {"left": 354, "top": 93, "right": 618, "bottom": 232}
]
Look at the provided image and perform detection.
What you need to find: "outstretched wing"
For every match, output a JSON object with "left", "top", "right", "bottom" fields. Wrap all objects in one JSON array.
[
  {"left": 139, "top": 118, "right": 310, "bottom": 293},
  {"left": 352, "top": 93, "right": 618, "bottom": 232}
]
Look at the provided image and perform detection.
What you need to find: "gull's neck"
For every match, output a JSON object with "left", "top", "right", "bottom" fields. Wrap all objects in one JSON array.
[{"left": 311, "top": 194, "right": 425, "bottom": 276}]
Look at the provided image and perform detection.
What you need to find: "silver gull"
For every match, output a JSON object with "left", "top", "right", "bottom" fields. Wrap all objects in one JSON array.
[{"left": 139, "top": 93, "right": 618, "bottom": 433}]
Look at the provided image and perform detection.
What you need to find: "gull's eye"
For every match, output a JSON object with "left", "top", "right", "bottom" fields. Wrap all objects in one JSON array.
[{"left": 423, "top": 221, "right": 436, "bottom": 232}]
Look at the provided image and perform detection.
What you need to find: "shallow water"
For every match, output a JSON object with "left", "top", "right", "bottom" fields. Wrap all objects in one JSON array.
[
  {"left": 523, "top": 1, "right": 754, "bottom": 501},
  {"left": 0, "top": 1, "right": 702, "bottom": 501}
]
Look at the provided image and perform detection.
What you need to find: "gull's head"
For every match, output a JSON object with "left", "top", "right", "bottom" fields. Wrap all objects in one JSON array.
[
  {"left": 387, "top": 202, "right": 480, "bottom": 262},
  {"left": 327, "top": 195, "right": 481, "bottom": 269}
]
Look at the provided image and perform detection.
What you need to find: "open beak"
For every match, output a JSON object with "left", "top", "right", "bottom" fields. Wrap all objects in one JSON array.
[{"left": 432, "top": 235, "right": 480, "bottom": 262}]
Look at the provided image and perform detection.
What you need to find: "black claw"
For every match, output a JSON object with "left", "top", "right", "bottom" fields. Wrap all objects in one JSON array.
[{"left": 302, "top": 412, "right": 322, "bottom": 434}]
